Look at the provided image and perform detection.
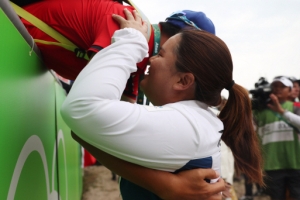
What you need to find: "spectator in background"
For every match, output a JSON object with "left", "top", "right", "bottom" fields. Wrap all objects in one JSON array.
[
  {"left": 298, "top": 84, "right": 300, "bottom": 103},
  {"left": 288, "top": 77, "right": 300, "bottom": 102},
  {"left": 284, "top": 76, "right": 300, "bottom": 200},
  {"left": 239, "top": 175, "right": 264, "bottom": 200},
  {"left": 253, "top": 76, "right": 300, "bottom": 200}
]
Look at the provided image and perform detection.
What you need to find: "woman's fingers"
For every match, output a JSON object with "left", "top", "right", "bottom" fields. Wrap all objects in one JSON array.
[
  {"left": 112, "top": 14, "right": 126, "bottom": 26},
  {"left": 174, "top": 168, "right": 225, "bottom": 200},
  {"left": 206, "top": 178, "right": 226, "bottom": 197},
  {"left": 206, "top": 193, "right": 222, "bottom": 200},
  {"left": 123, "top": 8, "right": 134, "bottom": 21},
  {"left": 133, "top": 10, "right": 148, "bottom": 32},
  {"left": 132, "top": 10, "right": 142, "bottom": 23},
  {"left": 112, "top": 8, "right": 148, "bottom": 39},
  {"left": 221, "top": 182, "right": 232, "bottom": 198}
]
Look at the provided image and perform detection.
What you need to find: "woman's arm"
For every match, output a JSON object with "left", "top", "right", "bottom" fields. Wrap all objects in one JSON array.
[
  {"left": 61, "top": 13, "right": 216, "bottom": 172},
  {"left": 62, "top": 10, "right": 225, "bottom": 199},
  {"left": 89, "top": 52, "right": 136, "bottom": 104},
  {"left": 72, "top": 132, "right": 224, "bottom": 200}
]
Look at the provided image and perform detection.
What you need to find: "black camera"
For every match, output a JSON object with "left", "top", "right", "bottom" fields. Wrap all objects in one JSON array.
[{"left": 249, "top": 77, "right": 272, "bottom": 110}]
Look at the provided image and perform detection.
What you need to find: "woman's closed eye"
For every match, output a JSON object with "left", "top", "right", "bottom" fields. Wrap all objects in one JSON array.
[
  {"left": 156, "top": 50, "right": 162, "bottom": 57},
  {"left": 157, "top": 47, "right": 165, "bottom": 57}
]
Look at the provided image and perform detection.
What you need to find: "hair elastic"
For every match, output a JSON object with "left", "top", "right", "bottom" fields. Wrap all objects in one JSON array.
[{"left": 225, "top": 80, "right": 235, "bottom": 90}]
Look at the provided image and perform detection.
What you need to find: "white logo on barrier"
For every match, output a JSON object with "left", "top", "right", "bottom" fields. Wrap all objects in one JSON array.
[{"left": 7, "top": 130, "right": 67, "bottom": 200}]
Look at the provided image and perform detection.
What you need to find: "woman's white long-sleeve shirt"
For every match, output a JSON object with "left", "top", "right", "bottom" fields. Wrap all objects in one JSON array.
[{"left": 61, "top": 28, "right": 223, "bottom": 175}]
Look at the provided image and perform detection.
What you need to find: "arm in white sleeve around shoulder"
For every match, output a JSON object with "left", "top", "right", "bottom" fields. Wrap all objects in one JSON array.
[
  {"left": 60, "top": 28, "right": 151, "bottom": 159},
  {"left": 65, "top": 28, "right": 148, "bottom": 102},
  {"left": 282, "top": 111, "right": 300, "bottom": 131}
]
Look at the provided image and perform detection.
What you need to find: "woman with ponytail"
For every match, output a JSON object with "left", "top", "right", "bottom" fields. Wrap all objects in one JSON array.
[
  {"left": 175, "top": 29, "right": 264, "bottom": 186},
  {"left": 61, "top": 9, "right": 264, "bottom": 199}
]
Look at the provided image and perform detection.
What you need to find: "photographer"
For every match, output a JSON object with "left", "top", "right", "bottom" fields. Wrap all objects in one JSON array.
[{"left": 253, "top": 76, "right": 300, "bottom": 200}]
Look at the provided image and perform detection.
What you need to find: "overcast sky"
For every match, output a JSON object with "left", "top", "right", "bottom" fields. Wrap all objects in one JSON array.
[{"left": 132, "top": 0, "right": 300, "bottom": 92}]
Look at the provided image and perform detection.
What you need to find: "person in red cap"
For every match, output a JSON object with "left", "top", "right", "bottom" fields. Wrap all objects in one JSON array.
[
  {"left": 16, "top": 0, "right": 216, "bottom": 103},
  {"left": 16, "top": 0, "right": 217, "bottom": 168}
]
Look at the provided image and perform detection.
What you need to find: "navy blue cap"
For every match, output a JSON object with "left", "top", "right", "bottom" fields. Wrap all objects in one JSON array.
[{"left": 166, "top": 10, "right": 215, "bottom": 35}]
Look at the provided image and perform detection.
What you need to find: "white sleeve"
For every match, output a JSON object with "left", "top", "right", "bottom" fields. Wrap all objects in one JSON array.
[
  {"left": 282, "top": 111, "right": 300, "bottom": 131},
  {"left": 60, "top": 28, "right": 205, "bottom": 172}
]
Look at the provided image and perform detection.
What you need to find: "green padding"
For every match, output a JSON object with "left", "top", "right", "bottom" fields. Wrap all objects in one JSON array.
[
  {"left": 55, "top": 82, "right": 82, "bottom": 200},
  {"left": 0, "top": 8, "right": 56, "bottom": 200},
  {"left": 0, "top": 8, "right": 81, "bottom": 200}
]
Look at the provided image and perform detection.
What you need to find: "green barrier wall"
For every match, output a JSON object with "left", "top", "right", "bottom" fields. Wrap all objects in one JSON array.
[
  {"left": 55, "top": 82, "right": 83, "bottom": 200},
  {"left": 0, "top": 7, "right": 82, "bottom": 200}
]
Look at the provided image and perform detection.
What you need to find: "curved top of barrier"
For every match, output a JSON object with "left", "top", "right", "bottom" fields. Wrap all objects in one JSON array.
[{"left": 0, "top": 0, "right": 41, "bottom": 57}]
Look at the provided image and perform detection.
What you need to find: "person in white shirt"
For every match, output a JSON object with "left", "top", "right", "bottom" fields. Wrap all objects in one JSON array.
[{"left": 61, "top": 9, "right": 264, "bottom": 200}]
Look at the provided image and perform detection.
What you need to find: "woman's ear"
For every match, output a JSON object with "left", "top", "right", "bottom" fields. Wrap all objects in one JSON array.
[{"left": 173, "top": 73, "right": 195, "bottom": 91}]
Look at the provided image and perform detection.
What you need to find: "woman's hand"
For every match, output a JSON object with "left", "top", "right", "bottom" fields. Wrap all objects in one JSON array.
[
  {"left": 267, "top": 93, "right": 285, "bottom": 114},
  {"left": 112, "top": 8, "right": 148, "bottom": 39},
  {"left": 221, "top": 181, "right": 232, "bottom": 199},
  {"left": 161, "top": 169, "right": 225, "bottom": 200}
]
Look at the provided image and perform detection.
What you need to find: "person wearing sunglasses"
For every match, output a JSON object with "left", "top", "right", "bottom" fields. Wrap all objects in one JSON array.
[{"left": 61, "top": 9, "right": 265, "bottom": 200}]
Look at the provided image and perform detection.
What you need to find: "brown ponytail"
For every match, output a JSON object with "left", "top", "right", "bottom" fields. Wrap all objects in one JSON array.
[
  {"left": 219, "top": 84, "right": 264, "bottom": 186},
  {"left": 176, "top": 29, "right": 264, "bottom": 186}
]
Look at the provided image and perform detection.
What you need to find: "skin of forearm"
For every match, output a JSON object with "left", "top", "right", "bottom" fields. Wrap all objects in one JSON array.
[
  {"left": 71, "top": 132, "right": 180, "bottom": 199},
  {"left": 121, "top": 94, "right": 136, "bottom": 103},
  {"left": 72, "top": 132, "right": 224, "bottom": 200}
]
